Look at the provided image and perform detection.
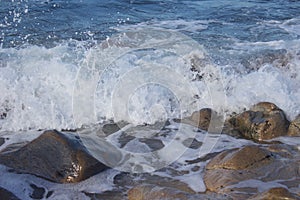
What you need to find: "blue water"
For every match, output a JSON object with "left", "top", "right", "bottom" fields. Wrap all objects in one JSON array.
[{"left": 1, "top": 0, "right": 299, "bottom": 48}]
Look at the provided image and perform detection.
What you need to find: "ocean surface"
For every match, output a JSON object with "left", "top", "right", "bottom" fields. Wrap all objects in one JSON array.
[{"left": 0, "top": 0, "right": 300, "bottom": 199}]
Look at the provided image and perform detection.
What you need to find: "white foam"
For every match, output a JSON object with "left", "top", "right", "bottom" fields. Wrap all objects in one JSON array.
[
  {"left": 114, "top": 19, "right": 213, "bottom": 33},
  {"left": 0, "top": 164, "right": 120, "bottom": 200},
  {"left": 0, "top": 26, "right": 300, "bottom": 131}
]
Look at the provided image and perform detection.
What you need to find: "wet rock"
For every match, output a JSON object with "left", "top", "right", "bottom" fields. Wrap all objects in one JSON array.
[
  {"left": 0, "top": 130, "right": 108, "bottom": 183},
  {"left": 114, "top": 172, "right": 195, "bottom": 194},
  {"left": 204, "top": 144, "right": 300, "bottom": 197},
  {"left": 29, "top": 184, "right": 45, "bottom": 199},
  {"left": 0, "top": 187, "right": 20, "bottom": 200},
  {"left": 182, "top": 138, "right": 202, "bottom": 149},
  {"left": 181, "top": 108, "right": 221, "bottom": 131},
  {"left": 127, "top": 184, "right": 232, "bottom": 200},
  {"left": 85, "top": 190, "right": 125, "bottom": 200},
  {"left": 0, "top": 137, "right": 4, "bottom": 146},
  {"left": 225, "top": 102, "right": 289, "bottom": 140},
  {"left": 102, "top": 121, "right": 128, "bottom": 135},
  {"left": 206, "top": 146, "right": 273, "bottom": 170},
  {"left": 288, "top": 115, "right": 300, "bottom": 136},
  {"left": 248, "top": 187, "right": 300, "bottom": 200},
  {"left": 128, "top": 184, "right": 189, "bottom": 200},
  {"left": 118, "top": 132, "right": 135, "bottom": 148},
  {"left": 138, "top": 138, "right": 164, "bottom": 151},
  {"left": 242, "top": 49, "right": 290, "bottom": 71}
]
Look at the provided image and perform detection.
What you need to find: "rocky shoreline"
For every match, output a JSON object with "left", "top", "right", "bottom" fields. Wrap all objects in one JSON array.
[{"left": 0, "top": 102, "right": 299, "bottom": 199}]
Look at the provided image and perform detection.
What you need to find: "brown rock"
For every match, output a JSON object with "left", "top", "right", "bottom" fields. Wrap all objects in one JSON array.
[
  {"left": 206, "top": 146, "right": 273, "bottom": 170},
  {"left": 288, "top": 115, "right": 300, "bottom": 136},
  {"left": 128, "top": 184, "right": 188, "bottom": 200},
  {"left": 0, "top": 187, "right": 20, "bottom": 200},
  {"left": 204, "top": 145, "right": 299, "bottom": 195},
  {"left": 127, "top": 184, "right": 230, "bottom": 200},
  {"left": 181, "top": 108, "right": 222, "bottom": 132},
  {"left": 0, "top": 130, "right": 108, "bottom": 183},
  {"left": 225, "top": 102, "right": 289, "bottom": 140},
  {"left": 248, "top": 187, "right": 300, "bottom": 200}
]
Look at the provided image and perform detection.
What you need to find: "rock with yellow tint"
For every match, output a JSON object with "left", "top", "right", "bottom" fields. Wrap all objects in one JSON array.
[
  {"left": 128, "top": 184, "right": 188, "bottom": 200},
  {"left": 225, "top": 102, "right": 289, "bottom": 140},
  {"left": 127, "top": 184, "right": 231, "bottom": 200},
  {"left": 204, "top": 145, "right": 300, "bottom": 196},
  {"left": 248, "top": 187, "right": 300, "bottom": 200},
  {"left": 288, "top": 115, "right": 300, "bottom": 136},
  {"left": 181, "top": 108, "right": 223, "bottom": 132}
]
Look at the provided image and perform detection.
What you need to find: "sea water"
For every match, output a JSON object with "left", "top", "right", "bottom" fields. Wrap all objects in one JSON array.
[{"left": 0, "top": 0, "right": 300, "bottom": 199}]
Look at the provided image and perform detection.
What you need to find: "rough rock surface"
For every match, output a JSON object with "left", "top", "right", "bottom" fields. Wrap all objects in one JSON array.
[
  {"left": 204, "top": 144, "right": 300, "bottom": 198},
  {"left": 0, "top": 187, "right": 20, "bottom": 200},
  {"left": 225, "top": 102, "right": 290, "bottom": 140},
  {"left": 248, "top": 187, "right": 300, "bottom": 200},
  {"left": 206, "top": 145, "right": 274, "bottom": 170},
  {"left": 127, "top": 184, "right": 230, "bottom": 200},
  {"left": 0, "top": 130, "right": 108, "bottom": 183},
  {"left": 288, "top": 115, "right": 300, "bottom": 136}
]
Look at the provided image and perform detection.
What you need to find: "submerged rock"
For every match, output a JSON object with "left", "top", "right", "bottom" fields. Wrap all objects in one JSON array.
[
  {"left": 0, "top": 187, "right": 20, "bottom": 200},
  {"left": 0, "top": 137, "right": 4, "bottom": 146},
  {"left": 181, "top": 108, "right": 222, "bottom": 132},
  {"left": 29, "top": 184, "right": 46, "bottom": 199},
  {"left": 204, "top": 144, "right": 300, "bottom": 198},
  {"left": 182, "top": 138, "right": 202, "bottom": 149},
  {"left": 0, "top": 130, "right": 108, "bottom": 183},
  {"left": 225, "top": 102, "right": 289, "bottom": 140},
  {"left": 85, "top": 190, "right": 125, "bottom": 200},
  {"left": 288, "top": 115, "right": 300, "bottom": 136}
]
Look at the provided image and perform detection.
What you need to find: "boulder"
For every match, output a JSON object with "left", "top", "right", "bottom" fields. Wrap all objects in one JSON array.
[
  {"left": 204, "top": 145, "right": 300, "bottom": 197},
  {"left": 288, "top": 115, "right": 300, "bottom": 136},
  {"left": 225, "top": 102, "right": 289, "bottom": 140},
  {"left": 0, "top": 130, "right": 108, "bottom": 183}
]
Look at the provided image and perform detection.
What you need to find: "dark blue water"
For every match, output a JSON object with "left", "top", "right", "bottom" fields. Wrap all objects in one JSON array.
[{"left": 1, "top": 0, "right": 300, "bottom": 48}]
